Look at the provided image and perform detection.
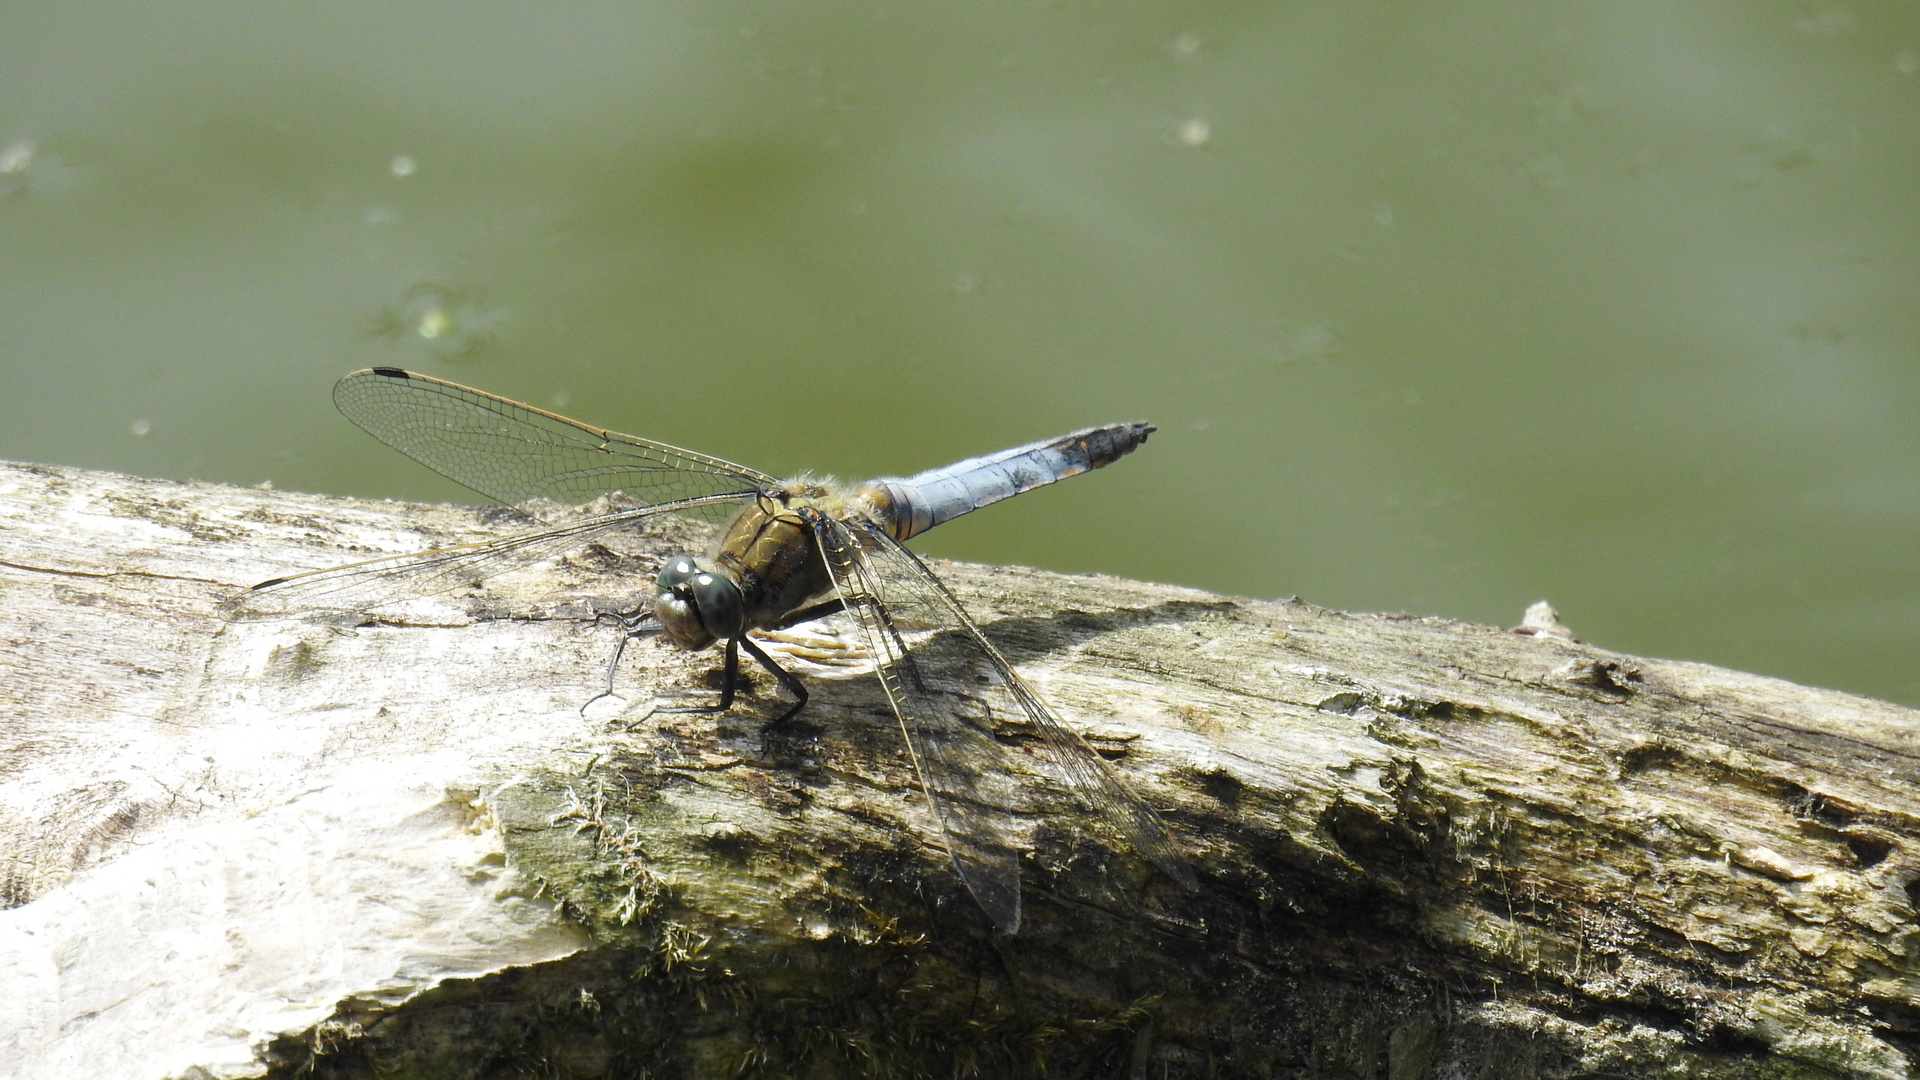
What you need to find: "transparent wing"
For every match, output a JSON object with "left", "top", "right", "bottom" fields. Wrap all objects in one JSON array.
[
  {"left": 807, "top": 510, "right": 1196, "bottom": 934},
  {"left": 220, "top": 493, "right": 753, "bottom": 619},
  {"left": 332, "top": 368, "right": 778, "bottom": 520}
]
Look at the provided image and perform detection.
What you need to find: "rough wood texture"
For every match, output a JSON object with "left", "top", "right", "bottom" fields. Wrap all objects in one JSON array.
[{"left": 2, "top": 458, "right": 1917, "bottom": 1079}]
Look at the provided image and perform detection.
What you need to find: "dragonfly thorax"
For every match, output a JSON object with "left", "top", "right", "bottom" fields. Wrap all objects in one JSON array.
[
  {"left": 708, "top": 492, "right": 838, "bottom": 635},
  {"left": 652, "top": 555, "right": 744, "bottom": 652}
]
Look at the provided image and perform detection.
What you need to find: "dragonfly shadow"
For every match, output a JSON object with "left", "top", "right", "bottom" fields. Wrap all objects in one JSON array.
[
  {"left": 960, "top": 598, "right": 1235, "bottom": 671},
  {"left": 654, "top": 596, "right": 1226, "bottom": 752}
]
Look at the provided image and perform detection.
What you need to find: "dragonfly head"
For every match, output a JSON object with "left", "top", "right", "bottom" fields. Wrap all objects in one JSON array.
[{"left": 651, "top": 555, "right": 744, "bottom": 651}]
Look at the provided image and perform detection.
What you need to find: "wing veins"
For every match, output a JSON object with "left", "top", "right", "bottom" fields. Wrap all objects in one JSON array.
[
  {"left": 840, "top": 519, "right": 1195, "bottom": 888},
  {"left": 810, "top": 512, "right": 1197, "bottom": 933},
  {"left": 332, "top": 368, "right": 778, "bottom": 508},
  {"left": 220, "top": 493, "right": 752, "bottom": 618},
  {"left": 810, "top": 513, "right": 1026, "bottom": 933}
]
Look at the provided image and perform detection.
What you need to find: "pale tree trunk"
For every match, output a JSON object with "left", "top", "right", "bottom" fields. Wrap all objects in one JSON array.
[{"left": 1, "top": 458, "right": 1916, "bottom": 1079}]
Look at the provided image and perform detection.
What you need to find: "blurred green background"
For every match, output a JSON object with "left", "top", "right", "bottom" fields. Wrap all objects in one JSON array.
[{"left": 3, "top": 2, "right": 1917, "bottom": 705}]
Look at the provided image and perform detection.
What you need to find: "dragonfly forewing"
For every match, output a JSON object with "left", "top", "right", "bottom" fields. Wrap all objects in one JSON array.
[{"left": 332, "top": 368, "right": 777, "bottom": 525}]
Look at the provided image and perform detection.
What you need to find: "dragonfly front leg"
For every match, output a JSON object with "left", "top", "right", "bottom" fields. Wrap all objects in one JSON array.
[
  {"left": 581, "top": 608, "right": 657, "bottom": 715},
  {"left": 657, "top": 636, "right": 809, "bottom": 724},
  {"left": 656, "top": 635, "right": 743, "bottom": 716},
  {"left": 604, "top": 604, "right": 831, "bottom": 723},
  {"left": 767, "top": 599, "right": 845, "bottom": 631},
  {"left": 737, "top": 635, "right": 810, "bottom": 724}
]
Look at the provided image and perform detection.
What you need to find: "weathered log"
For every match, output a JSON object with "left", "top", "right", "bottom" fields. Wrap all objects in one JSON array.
[{"left": 1, "top": 458, "right": 1916, "bottom": 1079}]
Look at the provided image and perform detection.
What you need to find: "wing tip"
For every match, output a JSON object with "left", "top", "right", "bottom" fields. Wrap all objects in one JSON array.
[
  {"left": 1159, "top": 850, "right": 1202, "bottom": 893},
  {"left": 964, "top": 872, "right": 1024, "bottom": 936}
]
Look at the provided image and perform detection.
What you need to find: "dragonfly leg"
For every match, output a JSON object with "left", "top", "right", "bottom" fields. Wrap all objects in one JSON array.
[
  {"left": 605, "top": 610, "right": 813, "bottom": 724},
  {"left": 738, "top": 634, "right": 810, "bottom": 724},
  {"left": 656, "top": 635, "right": 741, "bottom": 716},
  {"left": 766, "top": 598, "right": 845, "bottom": 631},
  {"left": 581, "top": 608, "right": 657, "bottom": 715},
  {"left": 597, "top": 607, "right": 654, "bottom": 635}
]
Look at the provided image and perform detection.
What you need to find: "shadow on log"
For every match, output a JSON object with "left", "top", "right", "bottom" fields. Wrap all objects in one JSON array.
[{"left": 2, "top": 459, "right": 1917, "bottom": 1079}]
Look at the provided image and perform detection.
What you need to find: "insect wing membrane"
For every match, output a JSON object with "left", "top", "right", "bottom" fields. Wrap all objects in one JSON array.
[
  {"left": 220, "top": 498, "right": 749, "bottom": 619},
  {"left": 811, "top": 513, "right": 1196, "bottom": 932},
  {"left": 332, "top": 368, "right": 776, "bottom": 525},
  {"left": 809, "top": 513, "right": 1029, "bottom": 931}
]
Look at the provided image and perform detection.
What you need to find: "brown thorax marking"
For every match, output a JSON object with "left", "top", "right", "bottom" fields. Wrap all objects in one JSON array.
[{"left": 709, "top": 478, "right": 873, "bottom": 633}]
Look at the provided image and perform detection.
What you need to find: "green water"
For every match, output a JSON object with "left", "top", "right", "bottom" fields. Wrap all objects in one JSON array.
[{"left": 3, "top": 2, "right": 1917, "bottom": 706}]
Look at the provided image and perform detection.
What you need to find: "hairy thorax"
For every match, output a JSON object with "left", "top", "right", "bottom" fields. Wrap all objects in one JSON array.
[{"left": 710, "top": 476, "right": 893, "bottom": 632}]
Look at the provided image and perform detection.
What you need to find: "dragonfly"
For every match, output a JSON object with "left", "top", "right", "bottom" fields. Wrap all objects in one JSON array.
[{"left": 221, "top": 367, "right": 1196, "bottom": 932}]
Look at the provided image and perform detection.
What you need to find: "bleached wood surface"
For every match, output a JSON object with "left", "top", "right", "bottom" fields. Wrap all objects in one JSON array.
[{"left": 2, "top": 458, "right": 1917, "bottom": 1079}]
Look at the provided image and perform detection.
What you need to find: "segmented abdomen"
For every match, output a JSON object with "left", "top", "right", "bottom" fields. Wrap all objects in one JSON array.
[{"left": 857, "top": 422, "right": 1154, "bottom": 541}]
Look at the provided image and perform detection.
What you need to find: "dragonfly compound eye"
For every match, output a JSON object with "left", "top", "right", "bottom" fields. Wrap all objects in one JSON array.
[
  {"left": 688, "top": 571, "right": 745, "bottom": 639},
  {"left": 654, "top": 556, "right": 703, "bottom": 591},
  {"left": 651, "top": 555, "right": 744, "bottom": 650}
]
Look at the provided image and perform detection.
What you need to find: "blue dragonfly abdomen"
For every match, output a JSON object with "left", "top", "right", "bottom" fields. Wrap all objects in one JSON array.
[{"left": 857, "top": 422, "right": 1154, "bottom": 542}]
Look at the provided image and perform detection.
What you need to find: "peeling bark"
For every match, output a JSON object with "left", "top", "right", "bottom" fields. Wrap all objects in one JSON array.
[{"left": 1, "top": 459, "right": 1917, "bottom": 1079}]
